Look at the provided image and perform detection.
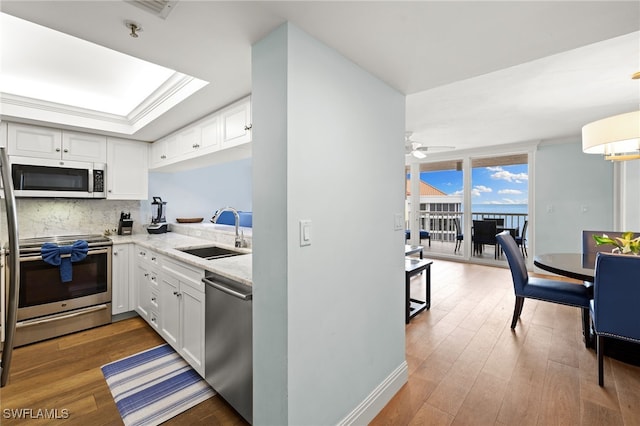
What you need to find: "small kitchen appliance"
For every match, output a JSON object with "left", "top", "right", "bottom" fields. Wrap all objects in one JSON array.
[
  {"left": 118, "top": 211, "right": 133, "bottom": 235},
  {"left": 147, "top": 196, "right": 168, "bottom": 234}
]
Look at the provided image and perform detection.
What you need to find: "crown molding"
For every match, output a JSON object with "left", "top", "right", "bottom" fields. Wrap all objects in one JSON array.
[{"left": 0, "top": 71, "right": 208, "bottom": 136}]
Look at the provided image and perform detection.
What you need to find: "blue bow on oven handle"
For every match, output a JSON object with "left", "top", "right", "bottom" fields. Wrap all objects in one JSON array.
[{"left": 41, "top": 240, "right": 89, "bottom": 283}]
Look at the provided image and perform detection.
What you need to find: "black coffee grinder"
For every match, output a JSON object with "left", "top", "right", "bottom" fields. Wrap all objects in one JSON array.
[{"left": 147, "top": 196, "right": 168, "bottom": 234}]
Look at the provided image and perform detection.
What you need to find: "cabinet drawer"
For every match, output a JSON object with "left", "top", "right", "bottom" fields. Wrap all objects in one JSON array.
[
  {"left": 149, "top": 311, "right": 160, "bottom": 330},
  {"left": 163, "top": 258, "right": 204, "bottom": 292},
  {"left": 150, "top": 290, "right": 159, "bottom": 311}
]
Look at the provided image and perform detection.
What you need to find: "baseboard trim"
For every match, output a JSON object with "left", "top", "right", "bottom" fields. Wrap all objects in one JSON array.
[{"left": 337, "top": 360, "right": 408, "bottom": 426}]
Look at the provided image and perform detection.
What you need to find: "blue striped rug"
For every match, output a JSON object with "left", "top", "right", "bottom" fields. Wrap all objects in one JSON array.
[{"left": 101, "top": 344, "right": 215, "bottom": 426}]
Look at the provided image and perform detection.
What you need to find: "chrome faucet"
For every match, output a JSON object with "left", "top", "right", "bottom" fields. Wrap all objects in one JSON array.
[{"left": 211, "top": 207, "right": 245, "bottom": 248}]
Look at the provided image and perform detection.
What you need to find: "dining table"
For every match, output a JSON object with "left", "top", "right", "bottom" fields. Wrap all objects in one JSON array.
[
  {"left": 533, "top": 252, "right": 596, "bottom": 282},
  {"left": 534, "top": 252, "right": 640, "bottom": 366}
]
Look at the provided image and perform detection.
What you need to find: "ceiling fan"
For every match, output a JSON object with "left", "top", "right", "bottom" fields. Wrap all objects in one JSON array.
[{"left": 405, "top": 131, "right": 454, "bottom": 159}]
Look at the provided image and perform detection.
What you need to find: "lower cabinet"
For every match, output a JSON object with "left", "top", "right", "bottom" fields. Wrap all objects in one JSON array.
[
  {"left": 111, "top": 244, "right": 132, "bottom": 315},
  {"left": 134, "top": 246, "right": 160, "bottom": 330},
  {"left": 133, "top": 246, "right": 205, "bottom": 377},
  {"left": 159, "top": 260, "right": 205, "bottom": 377}
]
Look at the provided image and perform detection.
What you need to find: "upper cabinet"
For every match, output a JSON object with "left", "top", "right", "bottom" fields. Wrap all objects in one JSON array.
[
  {"left": 149, "top": 96, "right": 251, "bottom": 172},
  {"left": 220, "top": 99, "right": 252, "bottom": 149},
  {"left": 106, "top": 138, "right": 148, "bottom": 200},
  {"left": 8, "top": 123, "right": 106, "bottom": 163}
]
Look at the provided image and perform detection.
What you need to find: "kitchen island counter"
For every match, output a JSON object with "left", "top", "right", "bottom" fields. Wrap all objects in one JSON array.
[{"left": 110, "top": 232, "right": 252, "bottom": 286}]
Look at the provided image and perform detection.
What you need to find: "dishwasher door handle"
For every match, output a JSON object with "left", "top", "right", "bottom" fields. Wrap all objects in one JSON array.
[{"left": 202, "top": 278, "right": 252, "bottom": 301}]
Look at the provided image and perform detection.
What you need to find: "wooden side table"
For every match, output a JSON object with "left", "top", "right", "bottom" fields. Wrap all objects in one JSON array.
[{"left": 405, "top": 257, "right": 433, "bottom": 323}]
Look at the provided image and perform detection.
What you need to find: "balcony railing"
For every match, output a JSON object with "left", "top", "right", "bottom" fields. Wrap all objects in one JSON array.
[{"left": 411, "top": 210, "right": 528, "bottom": 243}]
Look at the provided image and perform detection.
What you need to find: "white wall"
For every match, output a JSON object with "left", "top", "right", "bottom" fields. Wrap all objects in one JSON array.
[
  {"left": 534, "top": 140, "right": 614, "bottom": 254},
  {"left": 147, "top": 158, "right": 252, "bottom": 223},
  {"left": 252, "top": 23, "right": 407, "bottom": 425}
]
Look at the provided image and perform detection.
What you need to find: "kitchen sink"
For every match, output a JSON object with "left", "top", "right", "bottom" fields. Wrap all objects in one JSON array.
[{"left": 178, "top": 245, "right": 246, "bottom": 260}]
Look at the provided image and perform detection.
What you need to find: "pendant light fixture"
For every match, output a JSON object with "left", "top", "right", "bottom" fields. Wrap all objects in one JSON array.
[{"left": 582, "top": 73, "right": 640, "bottom": 161}]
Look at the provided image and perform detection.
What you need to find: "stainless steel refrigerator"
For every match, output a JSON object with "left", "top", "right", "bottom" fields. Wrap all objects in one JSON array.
[{"left": 1, "top": 146, "right": 21, "bottom": 387}]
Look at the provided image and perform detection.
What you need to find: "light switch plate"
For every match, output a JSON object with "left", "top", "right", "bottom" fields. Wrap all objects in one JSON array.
[
  {"left": 300, "top": 219, "right": 312, "bottom": 246},
  {"left": 394, "top": 213, "right": 404, "bottom": 230}
]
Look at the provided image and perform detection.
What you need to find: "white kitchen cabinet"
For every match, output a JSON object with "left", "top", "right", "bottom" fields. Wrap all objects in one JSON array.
[
  {"left": 111, "top": 244, "right": 132, "bottom": 315},
  {"left": 199, "top": 114, "right": 220, "bottom": 150},
  {"left": 160, "top": 257, "right": 206, "bottom": 376},
  {"left": 148, "top": 96, "right": 250, "bottom": 172},
  {"left": 7, "top": 123, "right": 106, "bottom": 162},
  {"left": 174, "top": 126, "right": 202, "bottom": 158},
  {"left": 8, "top": 123, "right": 62, "bottom": 160},
  {"left": 62, "top": 131, "right": 107, "bottom": 163},
  {"left": 134, "top": 246, "right": 161, "bottom": 329},
  {"left": 106, "top": 137, "right": 148, "bottom": 200},
  {"left": 149, "top": 136, "right": 169, "bottom": 169},
  {"left": 220, "top": 96, "right": 252, "bottom": 149}
]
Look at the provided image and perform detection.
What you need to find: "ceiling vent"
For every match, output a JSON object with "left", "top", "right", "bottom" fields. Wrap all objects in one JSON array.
[{"left": 125, "top": 0, "right": 178, "bottom": 19}]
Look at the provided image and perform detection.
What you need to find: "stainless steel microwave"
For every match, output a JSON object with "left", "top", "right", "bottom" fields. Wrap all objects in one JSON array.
[{"left": 10, "top": 156, "right": 106, "bottom": 198}]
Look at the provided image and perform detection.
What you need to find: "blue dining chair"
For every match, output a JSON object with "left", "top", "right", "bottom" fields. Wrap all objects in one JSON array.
[
  {"left": 591, "top": 252, "right": 640, "bottom": 386},
  {"left": 405, "top": 229, "right": 431, "bottom": 247},
  {"left": 496, "top": 231, "right": 592, "bottom": 346}
]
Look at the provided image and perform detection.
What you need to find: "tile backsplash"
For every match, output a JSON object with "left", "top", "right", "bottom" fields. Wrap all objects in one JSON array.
[{"left": 5, "top": 199, "right": 146, "bottom": 239}]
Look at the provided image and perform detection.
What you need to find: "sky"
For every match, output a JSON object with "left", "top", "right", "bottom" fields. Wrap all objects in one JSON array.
[{"left": 419, "top": 164, "right": 529, "bottom": 205}]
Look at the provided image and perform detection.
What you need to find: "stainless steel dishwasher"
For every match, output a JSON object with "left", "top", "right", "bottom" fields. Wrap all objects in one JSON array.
[{"left": 203, "top": 271, "right": 253, "bottom": 424}]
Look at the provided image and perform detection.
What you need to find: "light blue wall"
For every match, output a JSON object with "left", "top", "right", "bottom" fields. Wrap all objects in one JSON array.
[
  {"left": 534, "top": 140, "right": 613, "bottom": 254},
  {"left": 252, "top": 22, "right": 406, "bottom": 425},
  {"left": 147, "top": 158, "right": 251, "bottom": 223}
]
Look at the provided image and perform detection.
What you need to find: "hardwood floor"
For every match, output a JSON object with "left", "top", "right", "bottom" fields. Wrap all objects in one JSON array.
[
  {"left": 372, "top": 259, "right": 640, "bottom": 426},
  {"left": 1, "top": 259, "right": 638, "bottom": 425},
  {"left": 0, "top": 316, "right": 247, "bottom": 425}
]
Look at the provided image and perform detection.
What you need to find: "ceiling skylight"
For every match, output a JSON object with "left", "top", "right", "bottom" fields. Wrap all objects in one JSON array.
[{"left": 0, "top": 12, "right": 208, "bottom": 135}]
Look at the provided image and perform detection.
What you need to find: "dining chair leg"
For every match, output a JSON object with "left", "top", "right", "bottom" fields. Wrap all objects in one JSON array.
[
  {"left": 597, "top": 334, "right": 604, "bottom": 386},
  {"left": 581, "top": 308, "right": 592, "bottom": 349},
  {"left": 510, "top": 296, "right": 524, "bottom": 329}
]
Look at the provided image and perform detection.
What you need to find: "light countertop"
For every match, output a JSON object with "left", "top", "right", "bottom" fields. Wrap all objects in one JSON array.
[{"left": 110, "top": 231, "right": 252, "bottom": 286}]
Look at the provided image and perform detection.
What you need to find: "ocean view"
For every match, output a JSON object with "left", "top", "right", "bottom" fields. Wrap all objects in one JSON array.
[{"left": 471, "top": 204, "right": 528, "bottom": 214}]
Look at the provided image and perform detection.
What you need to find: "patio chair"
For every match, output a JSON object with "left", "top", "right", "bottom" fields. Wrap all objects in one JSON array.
[
  {"left": 496, "top": 231, "right": 592, "bottom": 347},
  {"left": 472, "top": 220, "right": 498, "bottom": 258},
  {"left": 515, "top": 220, "right": 528, "bottom": 257},
  {"left": 590, "top": 252, "right": 640, "bottom": 386},
  {"left": 454, "top": 217, "right": 463, "bottom": 253},
  {"left": 483, "top": 216, "right": 504, "bottom": 226}
]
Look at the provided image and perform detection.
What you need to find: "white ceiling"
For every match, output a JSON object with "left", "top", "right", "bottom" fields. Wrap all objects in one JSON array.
[{"left": 1, "top": 1, "right": 639, "bottom": 156}]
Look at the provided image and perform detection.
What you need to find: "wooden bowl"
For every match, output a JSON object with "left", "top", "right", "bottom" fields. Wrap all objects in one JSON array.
[{"left": 176, "top": 217, "right": 204, "bottom": 223}]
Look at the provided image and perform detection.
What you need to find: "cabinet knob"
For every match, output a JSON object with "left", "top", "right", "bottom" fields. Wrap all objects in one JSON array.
[
  {"left": 63, "top": 149, "right": 69, "bottom": 153},
  {"left": 173, "top": 291, "right": 182, "bottom": 297},
  {"left": 55, "top": 148, "right": 61, "bottom": 152},
  {"left": 161, "top": 155, "right": 166, "bottom": 159},
  {"left": 144, "top": 273, "right": 149, "bottom": 277},
  {"left": 113, "top": 252, "right": 118, "bottom": 256},
  {"left": 151, "top": 257, "right": 156, "bottom": 261},
  {"left": 244, "top": 124, "right": 253, "bottom": 131}
]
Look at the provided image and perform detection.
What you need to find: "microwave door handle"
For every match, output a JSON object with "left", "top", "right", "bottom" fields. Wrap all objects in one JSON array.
[{"left": 88, "top": 168, "right": 94, "bottom": 193}]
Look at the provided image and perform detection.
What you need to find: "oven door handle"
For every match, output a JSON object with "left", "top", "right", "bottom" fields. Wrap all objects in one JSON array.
[
  {"left": 16, "top": 304, "right": 109, "bottom": 327},
  {"left": 20, "top": 247, "right": 110, "bottom": 262}
]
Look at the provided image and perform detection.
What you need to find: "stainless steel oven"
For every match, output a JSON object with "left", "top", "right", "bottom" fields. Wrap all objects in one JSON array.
[{"left": 6, "top": 234, "right": 112, "bottom": 347}]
